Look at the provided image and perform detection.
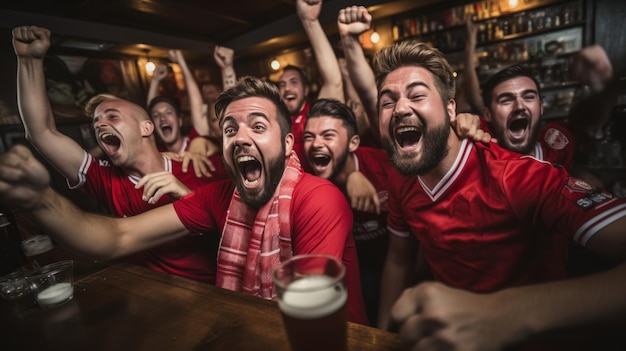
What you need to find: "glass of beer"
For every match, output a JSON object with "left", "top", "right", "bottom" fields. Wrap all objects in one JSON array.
[{"left": 273, "top": 254, "right": 347, "bottom": 351}]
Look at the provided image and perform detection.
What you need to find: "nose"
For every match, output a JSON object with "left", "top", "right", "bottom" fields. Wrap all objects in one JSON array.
[
  {"left": 392, "top": 97, "right": 412, "bottom": 119},
  {"left": 232, "top": 126, "right": 252, "bottom": 147},
  {"left": 94, "top": 118, "right": 105, "bottom": 130},
  {"left": 512, "top": 96, "right": 527, "bottom": 112},
  {"left": 311, "top": 135, "right": 324, "bottom": 148}
]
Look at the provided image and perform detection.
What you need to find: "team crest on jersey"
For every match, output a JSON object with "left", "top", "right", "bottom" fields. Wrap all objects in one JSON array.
[
  {"left": 544, "top": 128, "right": 569, "bottom": 150},
  {"left": 564, "top": 177, "right": 594, "bottom": 193},
  {"left": 562, "top": 177, "right": 614, "bottom": 209}
]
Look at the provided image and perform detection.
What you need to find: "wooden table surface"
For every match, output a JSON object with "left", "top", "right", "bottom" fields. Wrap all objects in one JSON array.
[{"left": 0, "top": 263, "right": 408, "bottom": 351}]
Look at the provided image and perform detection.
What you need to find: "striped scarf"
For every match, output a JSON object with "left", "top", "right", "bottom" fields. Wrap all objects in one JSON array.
[{"left": 216, "top": 151, "right": 303, "bottom": 299}]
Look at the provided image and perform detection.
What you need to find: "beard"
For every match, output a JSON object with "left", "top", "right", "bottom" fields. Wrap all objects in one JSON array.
[
  {"left": 327, "top": 149, "right": 350, "bottom": 183},
  {"left": 492, "top": 123, "right": 539, "bottom": 155},
  {"left": 381, "top": 119, "right": 450, "bottom": 177},
  {"left": 285, "top": 97, "right": 305, "bottom": 116},
  {"left": 224, "top": 147, "right": 286, "bottom": 210}
]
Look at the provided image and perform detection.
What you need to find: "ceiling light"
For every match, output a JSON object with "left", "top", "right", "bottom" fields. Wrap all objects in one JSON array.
[
  {"left": 270, "top": 58, "right": 280, "bottom": 71},
  {"left": 370, "top": 31, "right": 380, "bottom": 44},
  {"left": 143, "top": 48, "right": 155, "bottom": 74}
]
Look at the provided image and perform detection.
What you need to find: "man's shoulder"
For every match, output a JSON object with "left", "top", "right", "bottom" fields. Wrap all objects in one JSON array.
[{"left": 294, "top": 173, "right": 345, "bottom": 201}]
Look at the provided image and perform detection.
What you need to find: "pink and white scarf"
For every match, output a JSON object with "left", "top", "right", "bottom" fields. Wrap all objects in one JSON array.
[{"left": 216, "top": 151, "right": 303, "bottom": 299}]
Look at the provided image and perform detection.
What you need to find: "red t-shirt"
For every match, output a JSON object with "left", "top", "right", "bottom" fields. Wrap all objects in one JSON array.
[
  {"left": 157, "top": 127, "right": 200, "bottom": 153},
  {"left": 352, "top": 147, "right": 392, "bottom": 267},
  {"left": 70, "top": 151, "right": 227, "bottom": 283},
  {"left": 387, "top": 139, "right": 626, "bottom": 292},
  {"left": 480, "top": 119, "right": 576, "bottom": 168},
  {"left": 172, "top": 174, "right": 370, "bottom": 325},
  {"left": 291, "top": 101, "right": 311, "bottom": 167},
  {"left": 535, "top": 121, "right": 576, "bottom": 168}
]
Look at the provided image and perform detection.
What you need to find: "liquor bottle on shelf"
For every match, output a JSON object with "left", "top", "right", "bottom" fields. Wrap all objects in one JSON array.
[{"left": 535, "top": 40, "right": 545, "bottom": 60}]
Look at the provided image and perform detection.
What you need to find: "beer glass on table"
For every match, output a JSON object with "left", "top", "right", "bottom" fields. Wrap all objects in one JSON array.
[{"left": 273, "top": 254, "right": 347, "bottom": 351}]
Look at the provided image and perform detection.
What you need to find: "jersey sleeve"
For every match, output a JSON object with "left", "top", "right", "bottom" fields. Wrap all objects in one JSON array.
[
  {"left": 501, "top": 156, "right": 626, "bottom": 247},
  {"left": 172, "top": 180, "right": 232, "bottom": 234}
]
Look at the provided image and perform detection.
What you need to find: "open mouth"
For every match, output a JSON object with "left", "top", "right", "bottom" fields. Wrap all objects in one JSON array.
[
  {"left": 312, "top": 154, "right": 331, "bottom": 167},
  {"left": 284, "top": 93, "right": 297, "bottom": 102},
  {"left": 394, "top": 126, "right": 422, "bottom": 148},
  {"left": 99, "top": 132, "right": 121, "bottom": 155},
  {"left": 507, "top": 117, "right": 529, "bottom": 139},
  {"left": 160, "top": 124, "right": 173, "bottom": 136},
  {"left": 236, "top": 155, "right": 262, "bottom": 186}
]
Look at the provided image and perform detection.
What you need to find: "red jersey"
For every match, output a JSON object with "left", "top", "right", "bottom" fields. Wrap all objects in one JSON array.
[
  {"left": 157, "top": 127, "right": 200, "bottom": 153},
  {"left": 480, "top": 118, "right": 576, "bottom": 168},
  {"left": 352, "top": 147, "right": 391, "bottom": 266},
  {"left": 536, "top": 121, "right": 576, "bottom": 168},
  {"left": 172, "top": 174, "right": 370, "bottom": 325},
  {"left": 69, "top": 151, "right": 227, "bottom": 283},
  {"left": 291, "top": 101, "right": 311, "bottom": 166},
  {"left": 387, "top": 139, "right": 626, "bottom": 292}
]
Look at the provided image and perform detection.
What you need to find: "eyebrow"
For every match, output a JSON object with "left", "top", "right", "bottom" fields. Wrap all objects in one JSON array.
[
  {"left": 304, "top": 127, "right": 338, "bottom": 136},
  {"left": 496, "top": 89, "right": 538, "bottom": 99},
  {"left": 222, "top": 111, "right": 270, "bottom": 125},
  {"left": 378, "top": 81, "right": 428, "bottom": 100}
]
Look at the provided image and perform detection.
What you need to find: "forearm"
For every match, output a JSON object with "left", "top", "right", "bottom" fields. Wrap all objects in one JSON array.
[
  {"left": 17, "top": 58, "right": 85, "bottom": 180},
  {"left": 30, "top": 188, "right": 189, "bottom": 260},
  {"left": 460, "top": 43, "right": 484, "bottom": 113},
  {"left": 378, "top": 256, "right": 412, "bottom": 330},
  {"left": 341, "top": 34, "right": 379, "bottom": 130},
  {"left": 568, "top": 78, "right": 620, "bottom": 140},
  {"left": 221, "top": 65, "right": 236, "bottom": 91},
  {"left": 147, "top": 75, "right": 161, "bottom": 106},
  {"left": 30, "top": 187, "right": 124, "bottom": 259},
  {"left": 180, "top": 58, "right": 209, "bottom": 136},
  {"left": 301, "top": 19, "right": 343, "bottom": 101},
  {"left": 494, "top": 262, "right": 626, "bottom": 343},
  {"left": 17, "top": 58, "right": 60, "bottom": 142}
]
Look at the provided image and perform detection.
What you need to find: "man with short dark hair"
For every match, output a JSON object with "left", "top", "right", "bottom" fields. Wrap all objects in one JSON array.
[
  {"left": 373, "top": 40, "right": 626, "bottom": 349},
  {"left": 0, "top": 76, "right": 370, "bottom": 326}
]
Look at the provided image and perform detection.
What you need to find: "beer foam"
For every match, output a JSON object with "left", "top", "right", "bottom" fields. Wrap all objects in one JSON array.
[
  {"left": 278, "top": 275, "right": 347, "bottom": 319},
  {"left": 37, "top": 282, "right": 73, "bottom": 306}
]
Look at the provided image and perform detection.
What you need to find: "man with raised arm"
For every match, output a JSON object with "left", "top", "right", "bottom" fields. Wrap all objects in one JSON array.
[
  {"left": 0, "top": 76, "right": 369, "bottom": 326},
  {"left": 12, "top": 25, "right": 220, "bottom": 283},
  {"left": 278, "top": 0, "right": 344, "bottom": 163}
]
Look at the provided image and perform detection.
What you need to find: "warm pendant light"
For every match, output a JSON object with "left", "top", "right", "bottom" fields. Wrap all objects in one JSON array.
[{"left": 143, "top": 48, "right": 155, "bottom": 74}]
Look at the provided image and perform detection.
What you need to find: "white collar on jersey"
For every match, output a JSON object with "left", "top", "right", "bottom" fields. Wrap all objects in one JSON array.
[
  {"left": 127, "top": 155, "right": 172, "bottom": 185},
  {"left": 418, "top": 138, "right": 473, "bottom": 202}
]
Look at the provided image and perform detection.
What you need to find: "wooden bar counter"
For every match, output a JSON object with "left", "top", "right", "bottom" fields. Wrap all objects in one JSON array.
[{"left": 0, "top": 263, "right": 407, "bottom": 351}]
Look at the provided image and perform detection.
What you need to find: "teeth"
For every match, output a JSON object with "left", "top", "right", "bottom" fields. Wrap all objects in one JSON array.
[
  {"left": 237, "top": 155, "right": 256, "bottom": 162},
  {"left": 243, "top": 179, "right": 260, "bottom": 186},
  {"left": 397, "top": 126, "right": 418, "bottom": 133},
  {"left": 100, "top": 132, "right": 113, "bottom": 140}
]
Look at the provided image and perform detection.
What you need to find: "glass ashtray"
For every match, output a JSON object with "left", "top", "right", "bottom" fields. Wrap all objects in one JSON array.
[{"left": 0, "top": 270, "right": 32, "bottom": 301}]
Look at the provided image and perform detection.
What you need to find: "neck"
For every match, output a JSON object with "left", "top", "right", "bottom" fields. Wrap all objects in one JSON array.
[
  {"left": 123, "top": 143, "right": 166, "bottom": 178},
  {"left": 332, "top": 153, "right": 357, "bottom": 191},
  {"left": 419, "top": 130, "right": 464, "bottom": 190},
  {"left": 165, "top": 137, "right": 185, "bottom": 154}
]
